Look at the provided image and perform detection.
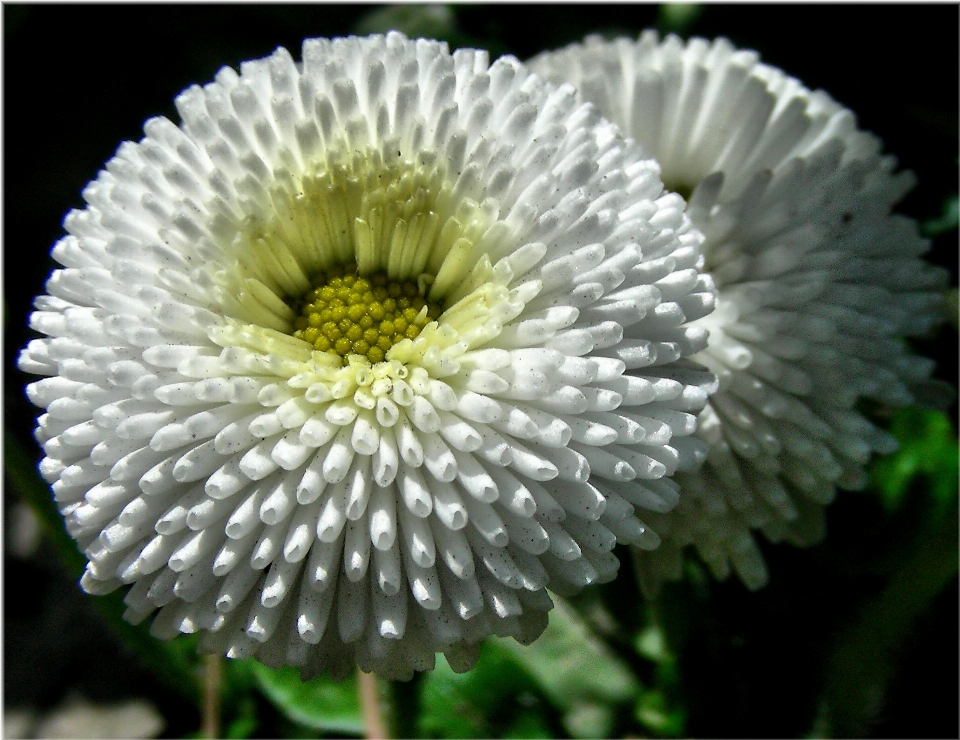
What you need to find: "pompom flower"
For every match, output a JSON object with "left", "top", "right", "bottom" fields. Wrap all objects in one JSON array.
[
  {"left": 19, "top": 32, "right": 717, "bottom": 679},
  {"left": 531, "top": 32, "right": 949, "bottom": 590}
]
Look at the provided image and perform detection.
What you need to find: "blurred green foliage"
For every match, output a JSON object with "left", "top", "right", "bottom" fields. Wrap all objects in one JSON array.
[
  {"left": 872, "top": 408, "right": 958, "bottom": 514},
  {"left": 251, "top": 664, "right": 363, "bottom": 736},
  {"left": 419, "top": 644, "right": 555, "bottom": 738},
  {"left": 921, "top": 194, "right": 959, "bottom": 238}
]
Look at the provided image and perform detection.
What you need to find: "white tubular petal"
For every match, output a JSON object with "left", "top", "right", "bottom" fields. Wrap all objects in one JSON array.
[
  {"left": 321, "top": 426, "right": 356, "bottom": 484},
  {"left": 295, "top": 453, "right": 328, "bottom": 505},
  {"left": 316, "top": 475, "right": 350, "bottom": 543},
  {"left": 498, "top": 506, "right": 550, "bottom": 556},
  {"left": 299, "top": 413, "right": 338, "bottom": 448},
  {"left": 372, "top": 580, "right": 408, "bottom": 639},
  {"left": 282, "top": 498, "right": 323, "bottom": 564},
  {"left": 225, "top": 483, "right": 268, "bottom": 540},
  {"left": 452, "top": 449, "right": 498, "bottom": 503},
  {"left": 344, "top": 462, "right": 374, "bottom": 521},
  {"left": 372, "top": 425, "right": 399, "bottom": 487},
  {"left": 260, "top": 556, "right": 302, "bottom": 608},
  {"left": 398, "top": 463, "right": 433, "bottom": 518},
  {"left": 343, "top": 517, "right": 371, "bottom": 582},
  {"left": 337, "top": 578, "right": 368, "bottom": 643},
  {"left": 155, "top": 486, "right": 204, "bottom": 536},
  {"left": 395, "top": 415, "right": 425, "bottom": 468},
  {"left": 402, "top": 553, "right": 441, "bottom": 611},
  {"left": 351, "top": 410, "right": 380, "bottom": 455},
  {"left": 486, "top": 465, "right": 536, "bottom": 517},
  {"left": 250, "top": 517, "right": 292, "bottom": 571},
  {"left": 478, "top": 574, "right": 523, "bottom": 620},
  {"left": 117, "top": 493, "right": 168, "bottom": 529},
  {"left": 461, "top": 495, "right": 508, "bottom": 547},
  {"left": 420, "top": 432, "right": 457, "bottom": 483},
  {"left": 454, "top": 390, "right": 502, "bottom": 424},
  {"left": 430, "top": 483, "right": 468, "bottom": 531},
  {"left": 399, "top": 503, "right": 436, "bottom": 569},
  {"left": 373, "top": 538, "right": 403, "bottom": 597},
  {"left": 305, "top": 531, "right": 342, "bottom": 594},
  {"left": 430, "top": 517, "right": 474, "bottom": 579},
  {"left": 136, "top": 534, "right": 181, "bottom": 576},
  {"left": 245, "top": 597, "right": 285, "bottom": 643},
  {"left": 408, "top": 395, "right": 441, "bottom": 433},
  {"left": 259, "top": 475, "right": 298, "bottom": 526},
  {"left": 368, "top": 484, "right": 398, "bottom": 552},
  {"left": 375, "top": 396, "right": 400, "bottom": 427},
  {"left": 489, "top": 405, "right": 538, "bottom": 440},
  {"left": 185, "top": 492, "right": 236, "bottom": 531},
  {"left": 238, "top": 437, "right": 281, "bottom": 482},
  {"left": 509, "top": 547, "right": 550, "bottom": 591},
  {"left": 213, "top": 529, "right": 259, "bottom": 577},
  {"left": 297, "top": 580, "right": 335, "bottom": 644},
  {"left": 271, "top": 429, "right": 314, "bottom": 471},
  {"left": 169, "top": 527, "right": 221, "bottom": 573}
]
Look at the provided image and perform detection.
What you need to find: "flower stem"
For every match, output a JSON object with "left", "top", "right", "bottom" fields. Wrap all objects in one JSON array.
[
  {"left": 201, "top": 654, "right": 222, "bottom": 739},
  {"left": 358, "top": 668, "right": 388, "bottom": 739},
  {"left": 390, "top": 675, "right": 423, "bottom": 739}
]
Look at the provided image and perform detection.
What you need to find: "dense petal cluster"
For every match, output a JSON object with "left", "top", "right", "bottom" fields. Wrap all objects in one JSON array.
[
  {"left": 532, "top": 31, "right": 949, "bottom": 590},
  {"left": 19, "top": 33, "right": 717, "bottom": 679}
]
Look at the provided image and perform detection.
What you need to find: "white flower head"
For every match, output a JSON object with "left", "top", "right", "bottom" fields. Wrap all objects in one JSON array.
[
  {"left": 19, "top": 32, "right": 717, "bottom": 679},
  {"left": 531, "top": 31, "right": 950, "bottom": 591}
]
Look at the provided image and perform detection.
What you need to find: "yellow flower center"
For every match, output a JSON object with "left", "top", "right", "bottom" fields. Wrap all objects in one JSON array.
[
  {"left": 207, "top": 145, "right": 528, "bottom": 374},
  {"left": 291, "top": 263, "right": 442, "bottom": 363}
]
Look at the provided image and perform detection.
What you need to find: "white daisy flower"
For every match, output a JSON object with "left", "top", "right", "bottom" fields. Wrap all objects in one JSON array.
[
  {"left": 19, "top": 32, "right": 717, "bottom": 679},
  {"left": 531, "top": 31, "right": 950, "bottom": 590}
]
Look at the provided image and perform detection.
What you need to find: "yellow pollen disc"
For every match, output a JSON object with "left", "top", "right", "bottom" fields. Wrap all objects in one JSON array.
[{"left": 292, "top": 262, "right": 442, "bottom": 363}]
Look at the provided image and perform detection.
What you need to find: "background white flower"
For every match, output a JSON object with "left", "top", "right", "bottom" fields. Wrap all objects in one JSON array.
[
  {"left": 531, "top": 31, "right": 950, "bottom": 590},
  {"left": 19, "top": 32, "right": 717, "bottom": 679}
]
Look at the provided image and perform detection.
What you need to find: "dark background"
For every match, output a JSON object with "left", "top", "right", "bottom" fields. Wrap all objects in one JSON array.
[{"left": 5, "top": 5, "right": 958, "bottom": 739}]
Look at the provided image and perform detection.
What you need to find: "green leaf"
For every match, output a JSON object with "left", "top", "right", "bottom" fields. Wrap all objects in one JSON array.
[
  {"left": 633, "top": 601, "right": 686, "bottom": 737},
  {"left": 634, "top": 622, "right": 669, "bottom": 663},
  {"left": 218, "top": 658, "right": 264, "bottom": 739},
  {"left": 498, "top": 599, "right": 640, "bottom": 738},
  {"left": 223, "top": 695, "right": 259, "bottom": 740},
  {"left": 252, "top": 663, "right": 363, "bottom": 735},
  {"left": 636, "top": 690, "right": 685, "bottom": 737},
  {"left": 657, "top": 4, "right": 703, "bottom": 34},
  {"left": 920, "top": 194, "right": 959, "bottom": 236},
  {"left": 353, "top": 5, "right": 457, "bottom": 40},
  {"left": 870, "top": 408, "right": 959, "bottom": 513},
  {"left": 419, "top": 642, "right": 555, "bottom": 739}
]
